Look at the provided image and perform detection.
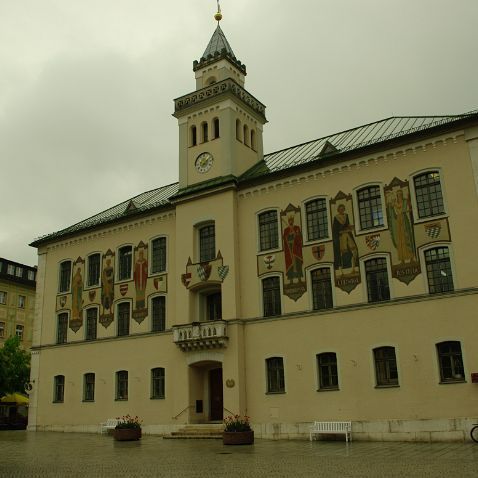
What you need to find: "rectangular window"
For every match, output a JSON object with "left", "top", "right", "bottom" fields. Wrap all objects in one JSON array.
[
  {"left": 262, "top": 276, "right": 281, "bottom": 317},
  {"left": 365, "top": 258, "right": 390, "bottom": 303},
  {"left": 86, "top": 308, "right": 98, "bottom": 341},
  {"left": 118, "top": 246, "right": 133, "bottom": 281},
  {"left": 18, "top": 295, "right": 26, "bottom": 309},
  {"left": 15, "top": 267, "right": 23, "bottom": 278},
  {"left": 7, "top": 264, "right": 15, "bottom": 275},
  {"left": 27, "top": 270, "right": 36, "bottom": 281},
  {"left": 0, "top": 322, "right": 5, "bottom": 337},
  {"left": 311, "top": 268, "right": 333, "bottom": 310},
  {"left": 437, "top": 341, "right": 464, "bottom": 383},
  {"left": 266, "top": 357, "right": 285, "bottom": 393},
  {"left": 117, "top": 302, "right": 130, "bottom": 336},
  {"left": 317, "top": 353, "right": 339, "bottom": 390},
  {"left": 151, "top": 368, "right": 165, "bottom": 399},
  {"left": 57, "top": 313, "right": 68, "bottom": 344},
  {"left": 0, "top": 291, "right": 6, "bottom": 305},
  {"left": 258, "top": 211, "right": 279, "bottom": 251},
  {"left": 374, "top": 347, "right": 399, "bottom": 386},
  {"left": 87, "top": 253, "right": 101, "bottom": 287},
  {"left": 199, "top": 224, "right": 215, "bottom": 262},
  {"left": 358, "top": 186, "right": 384, "bottom": 230},
  {"left": 116, "top": 370, "right": 128, "bottom": 400},
  {"left": 305, "top": 199, "right": 329, "bottom": 241},
  {"left": 425, "top": 247, "right": 454, "bottom": 293},
  {"left": 15, "top": 325, "right": 24, "bottom": 341},
  {"left": 151, "top": 296, "right": 166, "bottom": 332},
  {"left": 84, "top": 373, "right": 95, "bottom": 401},
  {"left": 151, "top": 237, "right": 167, "bottom": 274},
  {"left": 206, "top": 292, "right": 222, "bottom": 321},
  {"left": 414, "top": 171, "right": 445, "bottom": 219},
  {"left": 59, "top": 261, "right": 72, "bottom": 293},
  {"left": 54, "top": 375, "right": 65, "bottom": 402}
]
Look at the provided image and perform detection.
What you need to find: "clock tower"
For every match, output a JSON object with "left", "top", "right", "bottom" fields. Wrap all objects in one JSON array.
[{"left": 173, "top": 8, "right": 267, "bottom": 190}]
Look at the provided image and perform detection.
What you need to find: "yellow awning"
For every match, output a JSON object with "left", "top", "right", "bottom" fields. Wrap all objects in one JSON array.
[{"left": 0, "top": 393, "right": 29, "bottom": 405}]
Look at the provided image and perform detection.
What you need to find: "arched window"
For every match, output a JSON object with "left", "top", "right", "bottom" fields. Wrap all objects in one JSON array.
[
  {"left": 250, "top": 129, "right": 256, "bottom": 150},
  {"left": 413, "top": 171, "right": 444, "bottom": 218},
  {"left": 202, "top": 122, "right": 209, "bottom": 143},
  {"left": 213, "top": 117, "right": 220, "bottom": 139},
  {"left": 116, "top": 370, "right": 128, "bottom": 400},
  {"left": 190, "top": 125, "right": 197, "bottom": 146},
  {"left": 236, "top": 119, "right": 242, "bottom": 141},
  {"left": 53, "top": 375, "right": 65, "bottom": 402},
  {"left": 357, "top": 185, "right": 384, "bottom": 230},
  {"left": 151, "top": 368, "right": 165, "bottom": 399},
  {"left": 243, "top": 124, "right": 249, "bottom": 146},
  {"left": 83, "top": 373, "right": 95, "bottom": 401}
]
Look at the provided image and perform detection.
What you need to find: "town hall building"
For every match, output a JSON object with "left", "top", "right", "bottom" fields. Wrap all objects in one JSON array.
[{"left": 28, "top": 10, "right": 478, "bottom": 441}]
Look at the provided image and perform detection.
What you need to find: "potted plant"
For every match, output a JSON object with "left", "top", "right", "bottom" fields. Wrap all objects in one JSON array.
[
  {"left": 113, "top": 414, "right": 142, "bottom": 441},
  {"left": 223, "top": 415, "right": 254, "bottom": 445}
]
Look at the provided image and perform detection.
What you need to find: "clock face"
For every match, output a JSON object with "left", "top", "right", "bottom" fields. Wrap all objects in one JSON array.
[{"left": 195, "top": 152, "right": 214, "bottom": 173}]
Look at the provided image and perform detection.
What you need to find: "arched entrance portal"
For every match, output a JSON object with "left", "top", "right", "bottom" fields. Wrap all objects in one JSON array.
[{"left": 188, "top": 359, "right": 223, "bottom": 423}]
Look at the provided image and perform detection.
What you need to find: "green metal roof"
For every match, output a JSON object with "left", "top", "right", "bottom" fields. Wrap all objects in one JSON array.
[
  {"left": 31, "top": 111, "right": 477, "bottom": 246},
  {"left": 202, "top": 25, "right": 236, "bottom": 59}
]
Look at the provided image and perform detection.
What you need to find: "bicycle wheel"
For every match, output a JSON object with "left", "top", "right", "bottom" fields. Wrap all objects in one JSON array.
[{"left": 471, "top": 425, "right": 478, "bottom": 443}]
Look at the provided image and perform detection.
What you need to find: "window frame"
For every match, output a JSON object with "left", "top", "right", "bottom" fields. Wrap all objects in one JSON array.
[
  {"left": 0, "top": 291, "right": 6, "bottom": 305},
  {"left": 150, "top": 295, "right": 166, "bottom": 332},
  {"left": 410, "top": 169, "right": 447, "bottom": 222},
  {"left": 151, "top": 367, "right": 165, "bottom": 399},
  {"left": 115, "top": 370, "right": 128, "bottom": 400},
  {"left": 85, "top": 307, "right": 98, "bottom": 341},
  {"left": 15, "top": 325, "right": 24, "bottom": 341},
  {"left": 353, "top": 183, "right": 387, "bottom": 233},
  {"left": 436, "top": 341, "right": 465, "bottom": 384},
  {"left": 58, "top": 260, "right": 72, "bottom": 293},
  {"left": 362, "top": 255, "right": 392, "bottom": 303},
  {"left": 117, "top": 245, "right": 133, "bottom": 282},
  {"left": 373, "top": 346, "right": 399, "bottom": 387},
  {"left": 0, "top": 321, "right": 5, "bottom": 338},
  {"left": 261, "top": 274, "right": 282, "bottom": 318},
  {"left": 53, "top": 375, "right": 65, "bottom": 403},
  {"left": 17, "top": 295, "right": 26, "bottom": 309},
  {"left": 317, "top": 352, "right": 339, "bottom": 391},
  {"left": 150, "top": 236, "right": 167, "bottom": 275},
  {"left": 117, "top": 301, "right": 131, "bottom": 337},
  {"left": 201, "top": 121, "right": 209, "bottom": 143},
  {"left": 56, "top": 312, "right": 69, "bottom": 344},
  {"left": 83, "top": 373, "right": 95, "bottom": 402},
  {"left": 265, "top": 356, "right": 285, "bottom": 394},
  {"left": 302, "top": 196, "right": 331, "bottom": 244},
  {"left": 86, "top": 252, "right": 101, "bottom": 288},
  {"left": 257, "top": 209, "right": 281, "bottom": 253},
  {"left": 309, "top": 266, "right": 334, "bottom": 311},
  {"left": 421, "top": 244, "right": 455, "bottom": 294},
  {"left": 198, "top": 222, "right": 216, "bottom": 263},
  {"left": 213, "top": 117, "right": 220, "bottom": 139}
]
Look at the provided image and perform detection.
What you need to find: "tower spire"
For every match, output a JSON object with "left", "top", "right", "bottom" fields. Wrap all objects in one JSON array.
[{"left": 215, "top": 1, "right": 222, "bottom": 23}]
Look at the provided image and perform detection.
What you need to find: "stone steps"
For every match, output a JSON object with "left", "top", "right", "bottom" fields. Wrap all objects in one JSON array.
[{"left": 163, "top": 424, "right": 224, "bottom": 440}]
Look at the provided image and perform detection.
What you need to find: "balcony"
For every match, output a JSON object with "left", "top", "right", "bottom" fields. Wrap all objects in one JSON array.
[{"left": 172, "top": 320, "right": 228, "bottom": 351}]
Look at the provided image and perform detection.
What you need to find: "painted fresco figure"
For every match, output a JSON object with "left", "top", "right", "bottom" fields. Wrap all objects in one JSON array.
[
  {"left": 387, "top": 189, "right": 416, "bottom": 263},
  {"left": 283, "top": 215, "right": 303, "bottom": 283},
  {"left": 332, "top": 204, "right": 358, "bottom": 273},
  {"left": 101, "top": 258, "right": 114, "bottom": 312},
  {"left": 134, "top": 249, "right": 148, "bottom": 309},
  {"left": 71, "top": 267, "right": 83, "bottom": 321}
]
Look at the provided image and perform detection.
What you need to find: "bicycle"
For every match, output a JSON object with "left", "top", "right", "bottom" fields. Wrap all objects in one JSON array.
[{"left": 471, "top": 423, "right": 478, "bottom": 443}]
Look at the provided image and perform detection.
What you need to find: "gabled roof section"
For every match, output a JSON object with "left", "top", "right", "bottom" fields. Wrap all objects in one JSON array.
[
  {"left": 31, "top": 182, "right": 179, "bottom": 247},
  {"left": 203, "top": 24, "right": 235, "bottom": 59},
  {"left": 240, "top": 111, "right": 478, "bottom": 181}
]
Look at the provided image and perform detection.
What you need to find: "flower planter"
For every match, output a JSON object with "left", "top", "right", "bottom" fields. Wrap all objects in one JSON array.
[
  {"left": 113, "top": 428, "right": 142, "bottom": 441},
  {"left": 223, "top": 430, "right": 254, "bottom": 445}
]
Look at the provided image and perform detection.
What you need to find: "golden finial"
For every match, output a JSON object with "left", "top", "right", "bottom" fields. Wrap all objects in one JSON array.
[{"left": 214, "top": 0, "right": 222, "bottom": 22}]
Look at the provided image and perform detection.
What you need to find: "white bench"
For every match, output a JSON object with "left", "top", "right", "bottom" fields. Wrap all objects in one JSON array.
[
  {"left": 100, "top": 418, "right": 119, "bottom": 434},
  {"left": 309, "top": 421, "right": 352, "bottom": 442}
]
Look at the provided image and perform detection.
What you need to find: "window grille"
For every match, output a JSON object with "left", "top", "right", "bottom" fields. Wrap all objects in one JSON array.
[
  {"left": 414, "top": 171, "right": 445, "bottom": 218},
  {"left": 317, "top": 353, "right": 339, "bottom": 389},
  {"left": 262, "top": 276, "right": 281, "bottom": 317},
  {"left": 365, "top": 258, "right": 390, "bottom": 302},
  {"left": 311, "top": 268, "right": 333, "bottom": 310},
  {"left": 258, "top": 211, "right": 279, "bottom": 251},
  {"left": 424, "top": 247, "right": 454, "bottom": 293},
  {"left": 373, "top": 347, "right": 399, "bottom": 386},
  {"left": 358, "top": 186, "right": 384, "bottom": 229},
  {"left": 266, "top": 357, "right": 285, "bottom": 393}
]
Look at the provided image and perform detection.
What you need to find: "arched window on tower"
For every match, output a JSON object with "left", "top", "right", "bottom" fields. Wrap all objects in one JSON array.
[
  {"left": 190, "top": 125, "right": 197, "bottom": 147},
  {"left": 243, "top": 124, "right": 249, "bottom": 147},
  {"left": 201, "top": 122, "right": 209, "bottom": 143},
  {"left": 213, "top": 117, "right": 220, "bottom": 139},
  {"left": 236, "top": 119, "right": 242, "bottom": 142},
  {"left": 251, "top": 129, "right": 256, "bottom": 151}
]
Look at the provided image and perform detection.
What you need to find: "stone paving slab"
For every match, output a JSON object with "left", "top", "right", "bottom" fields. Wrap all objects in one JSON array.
[{"left": 0, "top": 431, "right": 477, "bottom": 477}]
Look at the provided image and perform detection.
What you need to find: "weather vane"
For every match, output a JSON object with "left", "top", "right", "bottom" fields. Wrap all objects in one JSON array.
[{"left": 215, "top": 0, "right": 222, "bottom": 23}]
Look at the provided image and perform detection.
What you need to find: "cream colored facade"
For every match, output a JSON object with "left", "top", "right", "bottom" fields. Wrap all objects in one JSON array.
[
  {"left": 0, "top": 258, "right": 36, "bottom": 350},
  {"left": 28, "top": 23, "right": 478, "bottom": 442}
]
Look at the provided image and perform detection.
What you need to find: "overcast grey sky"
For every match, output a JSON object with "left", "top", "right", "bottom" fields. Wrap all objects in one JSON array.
[{"left": 1, "top": 0, "right": 477, "bottom": 266}]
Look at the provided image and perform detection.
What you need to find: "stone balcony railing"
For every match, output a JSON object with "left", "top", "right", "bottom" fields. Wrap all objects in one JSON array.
[{"left": 172, "top": 320, "right": 228, "bottom": 351}]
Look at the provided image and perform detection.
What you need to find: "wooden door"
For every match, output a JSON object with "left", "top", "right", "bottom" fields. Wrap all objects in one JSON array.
[{"left": 209, "top": 368, "right": 223, "bottom": 421}]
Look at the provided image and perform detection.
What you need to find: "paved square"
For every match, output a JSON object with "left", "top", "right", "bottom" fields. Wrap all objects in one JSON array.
[{"left": 0, "top": 431, "right": 477, "bottom": 477}]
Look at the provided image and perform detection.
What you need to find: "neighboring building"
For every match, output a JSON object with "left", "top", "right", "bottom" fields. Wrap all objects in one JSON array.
[
  {"left": 28, "top": 13, "right": 478, "bottom": 441},
  {"left": 0, "top": 258, "right": 36, "bottom": 350}
]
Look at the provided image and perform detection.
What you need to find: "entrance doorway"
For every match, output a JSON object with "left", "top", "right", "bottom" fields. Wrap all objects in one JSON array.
[{"left": 209, "top": 368, "right": 223, "bottom": 421}]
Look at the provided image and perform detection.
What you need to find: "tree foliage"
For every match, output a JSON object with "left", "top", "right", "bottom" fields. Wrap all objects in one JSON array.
[{"left": 0, "top": 336, "right": 31, "bottom": 396}]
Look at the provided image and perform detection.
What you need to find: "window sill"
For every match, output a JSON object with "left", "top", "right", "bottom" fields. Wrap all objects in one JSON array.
[
  {"left": 265, "top": 391, "right": 286, "bottom": 395},
  {"left": 115, "top": 398, "right": 128, "bottom": 401},
  {"left": 84, "top": 284, "right": 101, "bottom": 291},
  {"left": 439, "top": 379, "right": 466, "bottom": 385},
  {"left": 82, "top": 400, "right": 95, "bottom": 403},
  {"left": 303, "top": 237, "right": 331, "bottom": 247},
  {"left": 258, "top": 247, "right": 282, "bottom": 256},
  {"left": 150, "top": 397, "right": 165, "bottom": 400},
  {"left": 52, "top": 401, "right": 64, "bottom": 404},
  {"left": 116, "top": 278, "right": 133, "bottom": 284},
  {"left": 375, "top": 384, "right": 400, "bottom": 389},
  {"left": 413, "top": 213, "right": 448, "bottom": 225},
  {"left": 355, "top": 224, "right": 388, "bottom": 236},
  {"left": 149, "top": 270, "right": 167, "bottom": 277},
  {"left": 317, "top": 387, "right": 339, "bottom": 392}
]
